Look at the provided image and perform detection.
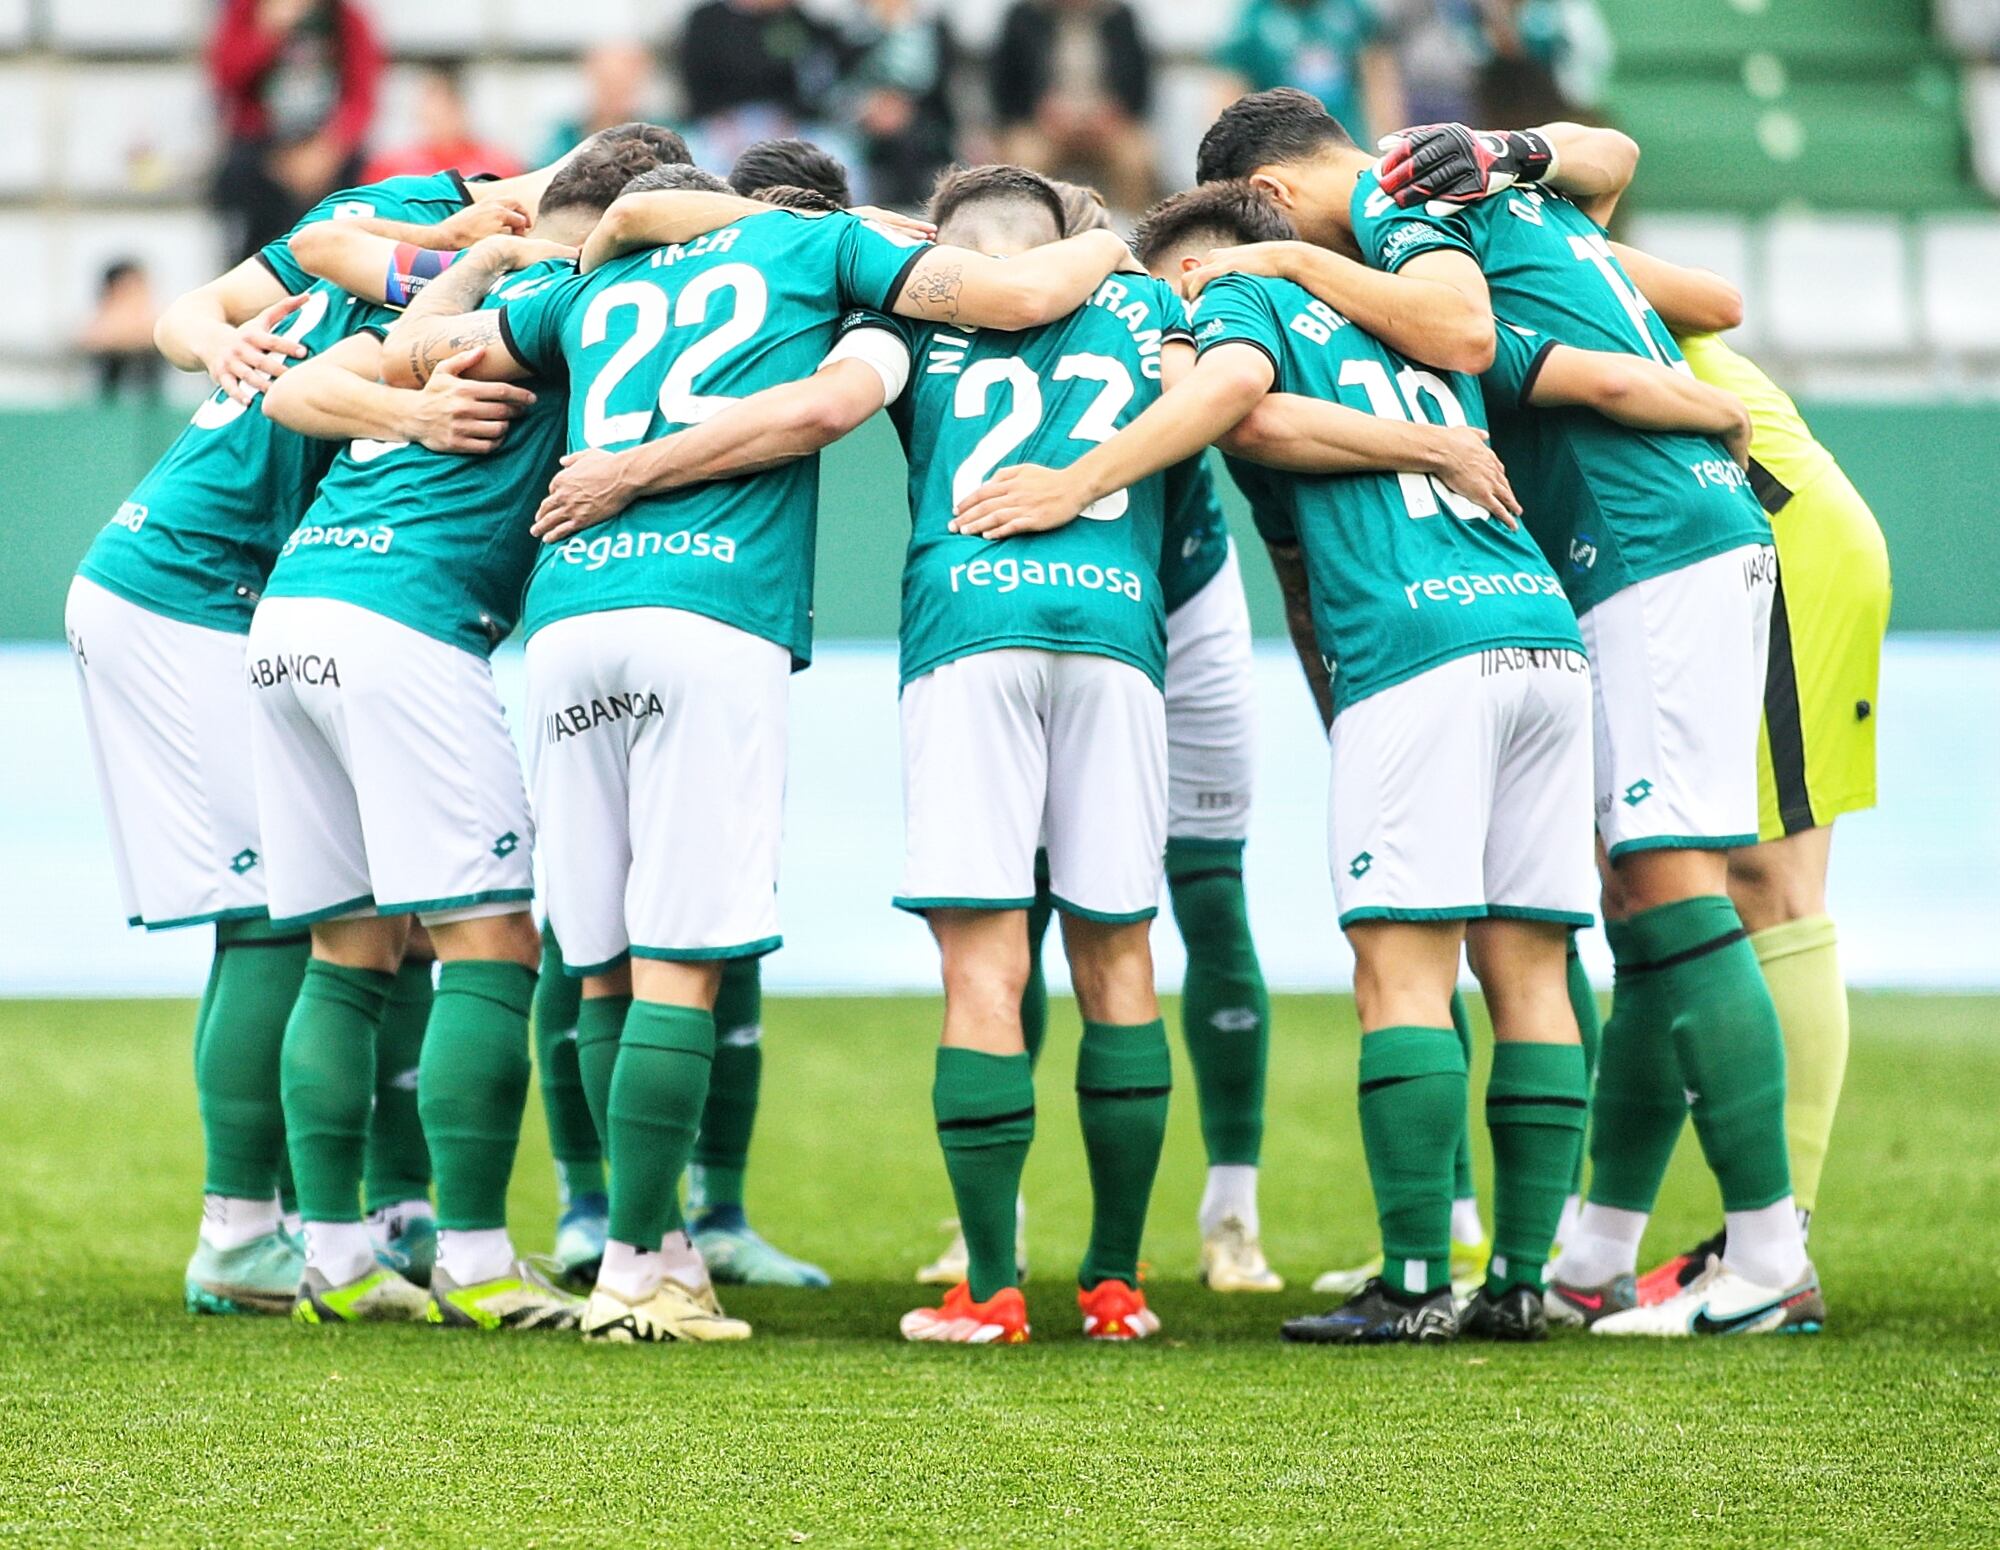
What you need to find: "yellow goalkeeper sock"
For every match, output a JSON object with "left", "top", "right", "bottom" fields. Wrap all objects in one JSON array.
[{"left": 1753, "top": 914, "right": 1848, "bottom": 1217}]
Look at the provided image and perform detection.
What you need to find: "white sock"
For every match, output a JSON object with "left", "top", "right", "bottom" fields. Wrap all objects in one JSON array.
[
  {"left": 1199, "top": 1165, "right": 1259, "bottom": 1238},
  {"left": 1554, "top": 1193, "right": 1584, "bottom": 1251},
  {"left": 200, "top": 1193, "right": 280, "bottom": 1252},
  {"left": 659, "top": 1229, "right": 711, "bottom": 1292},
  {"left": 304, "top": 1220, "right": 378, "bottom": 1284},
  {"left": 597, "top": 1239, "right": 664, "bottom": 1302},
  {"left": 1722, "top": 1197, "right": 1809, "bottom": 1288},
  {"left": 1550, "top": 1203, "right": 1649, "bottom": 1285},
  {"left": 1450, "top": 1196, "right": 1486, "bottom": 1247},
  {"left": 365, "top": 1197, "right": 434, "bottom": 1252},
  {"left": 437, "top": 1227, "right": 514, "bottom": 1286}
]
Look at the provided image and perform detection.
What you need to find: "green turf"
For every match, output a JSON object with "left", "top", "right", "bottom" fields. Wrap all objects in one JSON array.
[{"left": 2, "top": 992, "right": 1997, "bottom": 1547}]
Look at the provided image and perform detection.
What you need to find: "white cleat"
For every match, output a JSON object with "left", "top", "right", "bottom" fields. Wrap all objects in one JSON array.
[
  {"left": 916, "top": 1198, "right": 1028, "bottom": 1286},
  {"left": 1199, "top": 1215, "right": 1284, "bottom": 1292},
  {"left": 580, "top": 1278, "right": 753, "bottom": 1343},
  {"left": 1591, "top": 1260, "right": 1825, "bottom": 1338}
]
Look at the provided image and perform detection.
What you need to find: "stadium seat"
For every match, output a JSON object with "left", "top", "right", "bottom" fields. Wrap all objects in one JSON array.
[
  {"left": 60, "top": 210, "right": 227, "bottom": 347},
  {"left": 46, "top": 0, "right": 200, "bottom": 53},
  {"left": 0, "top": 0, "right": 29, "bottom": 51},
  {"left": 0, "top": 213, "right": 62, "bottom": 355},
  {"left": 1937, "top": 0, "right": 2000, "bottom": 59},
  {"left": 54, "top": 67, "right": 216, "bottom": 202},
  {"left": 1968, "top": 66, "right": 2000, "bottom": 199},
  {"left": 466, "top": 63, "right": 623, "bottom": 168},
  {"left": 1919, "top": 218, "right": 2000, "bottom": 354},
  {"left": 0, "top": 62, "right": 54, "bottom": 197},
  {"left": 1763, "top": 215, "right": 1915, "bottom": 356},
  {"left": 357, "top": 0, "right": 494, "bottom": 57},
  {"left": 1621, "top": 213, "right": 1762, "bottom": 351},
  {"left": 490, "top": 0, "right": 667, "bottom": 52},
  {"left": 1597, "top": 0, "right": 1934, "bottom": 75}
]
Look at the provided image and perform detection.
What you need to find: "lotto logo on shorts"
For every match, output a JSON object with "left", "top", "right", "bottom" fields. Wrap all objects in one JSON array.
[
  {"left": 544, "top": 691, "right": 665, "bottom": 744},
  {"left": 247, "top": 654, "right": 340, "bottom": 688}
]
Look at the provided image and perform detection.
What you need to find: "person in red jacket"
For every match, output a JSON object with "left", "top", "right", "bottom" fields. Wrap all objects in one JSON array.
[
  {"left": 209, "top": 0, "right": 384, "bottom": 263},
  {"left": 361, "top": 62, "right": 523, "bottom": 185}
]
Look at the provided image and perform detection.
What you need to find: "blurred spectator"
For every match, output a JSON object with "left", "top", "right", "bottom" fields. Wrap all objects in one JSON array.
[
  {"left": 989, "top": 0, "right": 1156, "bottom": 213},
  {"left": 1476, "top": 0, "right": 1613, "bottom": 122},
  {"left": 840, "top": 0, "right": 956, "bottom": 208},
  {"left": 362, "top": 61, "right": 521, "bottom": 183},
  {"left": 1212, "top": 0, "right": 1405, "bottom": 144},
  {"left": 79, "top": 261, "right": 164, "bottom": 402},
  {"left": 208, "top": 0, "right": 383, "bottom": 264},
  {"left": 677, "top": 0, "right": 847, "bottom": 170},
  {"left": 540, "top": 41, "right": 660, "bottom": 166}
]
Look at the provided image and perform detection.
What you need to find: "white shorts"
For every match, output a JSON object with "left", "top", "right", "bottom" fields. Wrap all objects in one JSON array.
[
  {"left": 898, "top": 648, "right": 1166, "bottom": 922},
  {"left": 1579, "top": 543, "right": 1776, "bottom": 860},
  {"left": 1329, "top": 648, "right": 1596, "bottom": 928},
  {"left": 526, "top": 607, "right": 788, "bottom": 973},
  {"left": 245, "top": 597, "right": 534, "bottom": 927},
  {"left": 1164, "top": 543, "right": 1255, "bottom": 846},
  {"left": 65, "top": 576, "right": 267, "bottom": 930}
]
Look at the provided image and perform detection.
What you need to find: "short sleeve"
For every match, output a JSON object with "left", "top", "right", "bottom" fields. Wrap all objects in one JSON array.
[
  {"left": 1152, "top": 277, "right": 1195, "bottom": 345},
  {"left": 1189, "top": 274, "right": 1285, "bottom": 381},
  {"left": 256, "top": 173, "right": 468, "bottom": 295},
  {"left": 833, "top": 212, "right": 935, "bottom": 313},
  {"left": 496, "top": 273, "right": 582, "bottom": 379},
  {"left": 1350, "top": 171, "right": 1477, "bottom": 275},
  {"left": 1482, "top": 320, "right": 1556, "bottom": 410}
]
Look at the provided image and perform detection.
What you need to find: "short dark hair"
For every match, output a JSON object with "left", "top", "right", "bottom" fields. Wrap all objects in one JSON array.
[
  {"left": 927, "top": 163, "right": 1067, "bottom": 242},
  {"left": 1196, "top": 89, "right": 1356, "bottom": 184},
  {"left": 729, "top": 139, "right": 851, "bottom": 208},
  {"left": 542, "top": 131, "right": 694, "bottom": 217},
  {"left": 577, "top": 121, "right": 692, "bottom": 168},
  {"left": 1133, "top": 182, "right": 1297, "bottom": 268},
  {"left": 619, "top": 163, "right": 731, "bottom": 197},
  {"left": 752, "top": 183, "right": 841, "bottom": 213}
]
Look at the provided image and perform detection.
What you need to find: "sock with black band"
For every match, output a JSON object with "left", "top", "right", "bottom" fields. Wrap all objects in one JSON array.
[
  {"left": 1447, "top": 991, "right": 1482, "bottom": 1239},
  {"left": 532, "top": 924, "right": 603, "bottom": 1203},
  {"left": 1754, "top": 914, "right": 1847, "bottom": 1217},
  {"left": 934, "top": 1047, "right": 1036, "bottom": 1302},
  {"left": 363, "top": 959, "right": 435, "bottom": 1215},
  {"left": 1564, "top": 936, "right": 1603, "bottom": 1199},
  {"left": 605, "top": 1002, "right": 714, "bottom": 1254},
  {"left": 282, "top": 960, "right": 395, "bottom": 1241},
  {"left": 1584, "top": 915, "right": 1689, "bottom": 1214},
  {"left": 1166, "top": 839, "right": 1269, "bottom": 1174},
  {"left": 689, "top": 957, "right": 762, "bottom": 1220},
  {"left": 418, "top": 959, "right": 536, "bottom": 1242},
  {"left": 1075, "top": 1019, "right": 1172, "bottom": 1290},
  {"left": 575, "top": 992, "right": 631, "bottom": 1144},
  {"left": 1358, "top": 1025, "right": 1466, "bottom": 1298},
  {"left": 198, "top": 920, "right": 309, "bottom": 1215},
  {"left": 1485, "top": 1041, "right": 1588, "bottom": 1295}
]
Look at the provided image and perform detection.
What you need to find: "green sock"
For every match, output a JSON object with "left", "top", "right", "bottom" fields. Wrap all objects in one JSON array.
[
  {"left": 1019, "top": 854, "right": 1054, "bottom": 1068},
  {"left": 1075, "top": 1019, "right": 1172, "bottom": 1290},
  {"left": 690, "top": 957, "right": 762, "bottom": 1218},
  {"left": 281, "top": 960, "right": 394, "bottom": 1224},
  {"left": 1357, "top": 1026, "right": 1466, "bottom": 1297},
  {"left": 1485, "top": 1041, "right": 1588, "bottom": 1294},
  {"left": 417, "top": 960, "right": 535, "bottom": 1233},
  {"left": 1640, "top": 896, "right": 1794, "bottom": 1212},
  {"left": 576, "top": 993, "right": 630, "bottom": 1144},
  {"left": 197, "top": 920, "right": 309, "bottom": 1200},
  {"left": 1166, "top": 840, "right": 1268, "bottom": 1167},
  {"left": 933, "top": 1047, "right": 1035, "bottom": 1302},
  {"left": 532, "top": 924, "right": 602, "bottom": 1203},
  {"left": 1586, "top": 917, "right": 1690, "bottom": 1212},
  {"left": 1565, "top": 937, "right": 1603, "bottom": 1197},
  {"left": 363, "top": 960, "right": 434, "bottom": 1213},
  {"left": 1448, "top": 990, "right": 1477, "bottom": 1205},
  {"left": 605, "top": 1002, "right": 714, "bottom": 1250}
]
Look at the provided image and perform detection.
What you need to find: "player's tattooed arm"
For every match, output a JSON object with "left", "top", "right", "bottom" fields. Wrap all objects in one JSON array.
[
  {"left": 1528, "top": 345, "right": 1752, "bottom": 467},
  {"left": 380, "top": 241, "right": 544, "bottom": 388},
  {"left": 1265, "top": 540, "right": 1334, "bottom": 732},
  {"left": 263, "top": 331, "right": 535, "bottom": 454},
  {"left": 1609, "top": 242, "right": 1744, "bottom": 335},
  {"left": 895, "top": 230, "right": 1130, "bottom": 331},
  {"left": 580, "top": 191, "right": 771, "bottom": 272},
  {"left": 952, "top": 341, "right": 1273, "bottom": 540}
]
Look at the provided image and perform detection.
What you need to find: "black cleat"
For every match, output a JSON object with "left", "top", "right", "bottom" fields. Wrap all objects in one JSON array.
[
  {"left": 1281, "top": 1278, "right": 1458, "bottom": 1345},
  {"left": 1459, "top": 1284, "right": 1548, "bottom": 1342}
]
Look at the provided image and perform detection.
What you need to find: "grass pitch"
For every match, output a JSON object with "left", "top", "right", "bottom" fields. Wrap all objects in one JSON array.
[{"left": 2, "top": 991, "right": 1996, "bottom": 1548}]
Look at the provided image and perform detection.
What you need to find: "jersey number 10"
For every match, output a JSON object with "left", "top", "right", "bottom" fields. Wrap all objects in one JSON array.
[{"left": 1337, "top": 358, "right": 1490, "bottom": 523}]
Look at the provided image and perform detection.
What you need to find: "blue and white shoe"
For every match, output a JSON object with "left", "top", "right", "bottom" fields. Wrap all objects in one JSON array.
[
  {"left": 692, "top": 1207, "right": 830, "bottom": 1288},
  {"left": 185, "top": 1231, "right": 304, "bottom": 1316},
  {"left": 553, "top": 1192, "right": 608, "bottom": 1291},
  {"left": 1592, "top": 1260, "right": 1824, "bottom": 1337},
  {"left": 373, "top": 1213, "right": 437, "bottom": 1288}
]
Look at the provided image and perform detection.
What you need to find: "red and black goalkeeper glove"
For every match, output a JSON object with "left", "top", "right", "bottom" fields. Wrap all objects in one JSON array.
[{"left": 1374, "top": 124, "right": 1559, "bottom": 214}]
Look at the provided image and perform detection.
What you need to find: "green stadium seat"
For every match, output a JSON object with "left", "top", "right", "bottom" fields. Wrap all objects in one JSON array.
[{"left": 1597, "top": 0, "right": 1935, "bottom": 75}]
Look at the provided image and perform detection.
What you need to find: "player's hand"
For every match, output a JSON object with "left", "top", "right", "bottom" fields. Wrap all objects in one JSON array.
[
  {"left": 207, "top": 293, "right": 309, "bottom": 405},
  {"left": 532, "top": 448, "right": 639, "bottom": 541},
  {"left": 1180, "top": 241, "right": 1309, "bottom": 302},
  {"left": 950, "top": 463, "right": 1090, "bottom": 540},
  {"left": 434, "top": 198, "right": 533, "bottom": 248},
  {"left": 849, "top": 206, "right": 938, "bottom": 242},
  {"left": 467, "top": 235, "right": 579, "bottom": 274},
  {"left": 1375, "top": 124, "right": 1556, "bottom": 215},
  {"left": 1429, "top": 425, "right": 1521, "bottom": 526},
  {"left": 407, "top": 345, "right": 535, "bottom": 454}
]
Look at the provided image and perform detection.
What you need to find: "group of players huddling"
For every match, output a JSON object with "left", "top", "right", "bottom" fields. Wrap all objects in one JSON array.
[{"left": 67, "top": 85, "right": 1889, "bottom": 1346}]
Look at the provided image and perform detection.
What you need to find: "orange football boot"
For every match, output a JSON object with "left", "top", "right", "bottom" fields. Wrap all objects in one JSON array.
[
  {"left": 1078, "top": 1279, "right": 1161, "bottom": 1340},
  {"left": 900, "top": 1281, "right": 1031, "bottom": 1344}
]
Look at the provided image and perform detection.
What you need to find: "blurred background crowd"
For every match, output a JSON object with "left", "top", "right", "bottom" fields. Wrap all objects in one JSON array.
[{"left": 2, "top": 0, "right": 1998, "bottom": 401}]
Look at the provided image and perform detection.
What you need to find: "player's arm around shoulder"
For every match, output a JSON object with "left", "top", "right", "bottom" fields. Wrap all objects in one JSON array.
[
  {"left": 579, "top": 190, "right": 772, "bottom": 272},
  {"left": 1609, "top": 241, "right": 1745, "bottom": 335},
  {"left": 263, "top": 329, "right": 536, "bottom": 455},
  {"left": 153, "top": 257, "right": 301, "bottom": 402},
  {"left": 378, "top": 237, "right": 552, "bottom": 389},
  {"left": 1531, "top": 344, "right": 1751, "bottom": 465},
  {"left": 893, "top": 230, "right": 1131, "bottom": 332}
]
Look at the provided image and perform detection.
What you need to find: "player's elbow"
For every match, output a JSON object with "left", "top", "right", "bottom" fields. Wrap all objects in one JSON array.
[
  {"left": 378, "top": 338, "right": 423, "bottom": 389},
  {"left": 1700, "top": 276, "right": 1746, "bottom": 333},
  {"left": 287, "top": 224, "right": 339, "bottom": 281},
  {"left": 1432, "top": 321, "right": 1495, "bottom": 376}
]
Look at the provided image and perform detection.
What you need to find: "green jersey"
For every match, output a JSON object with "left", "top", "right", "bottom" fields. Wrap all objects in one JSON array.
[
  {"left": 75, "top": 282, "right": 398, "bottom": 634},
  {"left": 499, "top": 209, "right": 933, "bottom": 662},
  {"left": 1160, "top": 456, "right": 1231, "bottom": 616},
  {"left": 869, "top": 273, "right": 1190, "bottom": 689},
  {"left": 262, "top": 261, "right": 575, "bottom": 657},
  {"left": 255, "top": 170, "right": 480, "bottom": 295},
  {"left": 1193, "top": 272, "right": 1579, "bottom": 714},
  {"left": 1349, "top": 170, "right": 1770, "bottom": 615}
]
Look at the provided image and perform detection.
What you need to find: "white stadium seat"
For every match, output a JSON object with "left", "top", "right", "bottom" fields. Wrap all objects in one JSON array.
[
  {"left": 0, "top": 0, "right": 30, "bottom": 50},
  {"left": 54, "top": 66, "right": 217, "bottom": 202},
  {"left": 1762, "top": 214, "right": 1914, "bottom": 357},
  {"left": 1968, "top": 67, "right": 2000, "bottom": 201},
  {"left": 59, "top": 210, "right": 227, "bottom": 345},
  {"left": 491, "top": 0, "right": 665, "bottom": 51},
  {"left": 0, "top": 62, "right": 54, "bottom": 196},
  {"left": 0, "top": 213, "right": 62, "bottom": 355},
  {"left": 1621, "top": 212, "right": 1762, "bottom": 352},
  {"left": 352, "top": 0, "right": 494, "bottom": 56},
  {"left": 1919, "top": 218, "right": 2000, "bottom": 355},
  {"left": 46, "top": 0, "right": 201, "bottom": 53}
]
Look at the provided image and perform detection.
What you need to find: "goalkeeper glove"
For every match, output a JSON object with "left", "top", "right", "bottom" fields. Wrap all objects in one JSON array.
[{"left": 1374, "top": 124, "right": 1559, "bottom": 215}]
